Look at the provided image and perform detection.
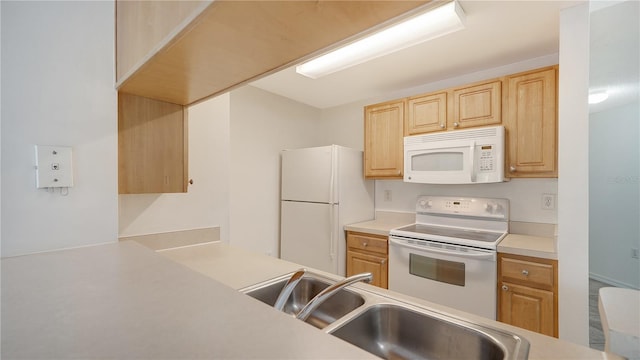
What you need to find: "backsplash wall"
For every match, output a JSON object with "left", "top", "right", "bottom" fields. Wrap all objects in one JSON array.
[{"left": 374, "top": 178, "right": 558, "bottom": 224}]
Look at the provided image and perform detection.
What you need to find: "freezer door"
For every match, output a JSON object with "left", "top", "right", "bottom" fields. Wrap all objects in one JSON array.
[
  {"left": 281, "top": 146, "right": 336, "bottom": 203},
  {"left": 280, "top": 201, "right": 338, "bottom": 274}
]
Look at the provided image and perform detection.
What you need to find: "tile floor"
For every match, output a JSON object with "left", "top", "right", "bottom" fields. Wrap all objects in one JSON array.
[{"left": 589, "top": 278, "right": 613, "bottom": 351}]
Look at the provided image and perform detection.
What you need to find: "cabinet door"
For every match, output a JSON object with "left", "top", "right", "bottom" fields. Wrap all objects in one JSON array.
[
  {"left": 405, "top": 92, "right": 448, "bottom": 135},
  {"left": 364, "top": 100, "right": 404, "bottom": 179},
  {"left": 499, "top": 282, "right": 556, "bottom": 337},
  {"left": 504, "top": 67, "right": 557, "bottom": 177},
  {"left": 118, "top": 92, "right": 188, "bottom": 194},
  {"left": 451, "top": 80, "right": 502, "bottom": 129},
  {"left": 347, "top": 250, "right": 388, "bottom": 289}
]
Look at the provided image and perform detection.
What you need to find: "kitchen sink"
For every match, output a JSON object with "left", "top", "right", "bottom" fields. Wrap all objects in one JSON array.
[
  {"left": 242, "top": 276, "right": 365, "bottom": 329},
  {"left": 242, "top": 273, "right": 528, "bottom": 360},
  {"left": 330, "top": 304, "right": 528, "bottom": 360}
]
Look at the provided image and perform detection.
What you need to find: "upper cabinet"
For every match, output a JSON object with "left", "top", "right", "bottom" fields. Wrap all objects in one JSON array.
[
  {"left": 116, "top": 1, "right": 210, "bottom": 84},
  {"left": 115, "top": 0, "right": 431, "bottom": 106},
  {"left": 364, "top": 100, "right": 405, "bottom": 179},
  {"left": 503, "top": 66, "right": 558, "bottom": 178},
  {"left": 118, "top": 93, "right": 188, "bottom": 194},
  {"left": 364, "top": 66, "right": 558, "bottom": 180},
  {"left": 404, "top": 80, "right": 502, "bottom": 136},
  {"left": 115, "top": 0, "right": 432, "bottom": 193},
  {"left": 451, "top": 80, "right": 502, "bottom": 130},
  {"left": 405, "top": 91, "right": 448, "bottom": 135}
]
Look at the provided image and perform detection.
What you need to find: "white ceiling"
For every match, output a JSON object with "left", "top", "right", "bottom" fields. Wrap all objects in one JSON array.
[{"left": 251, "top": 0, "right": 584, "bottom": 109}]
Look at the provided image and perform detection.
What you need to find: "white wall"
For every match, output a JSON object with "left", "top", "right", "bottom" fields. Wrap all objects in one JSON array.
[
  {"left": 374, "top": 179, "right": 558, "bottom": 223},
  {"left": 1, "top": 1, "right": 117, "bottom": 257},
  {"left": 558, "top": 2, "right": 591, "bottom": 345},
  {"left": 320, "top": 56, "right": 561, "bottom": 225},
  {"left": 118, "top": 94, "right": 231, "bottom": 241},
  {"left": 589, "top": 102, "right": 640, "bottom": 288},
  {"left": 228, "top": 86, "right": 321, "bottom": 255}
]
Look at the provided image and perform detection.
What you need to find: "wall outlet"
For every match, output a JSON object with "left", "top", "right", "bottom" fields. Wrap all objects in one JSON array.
[
  {"left": 541, "top": 193, "right": 556, "bottom": 210},
  {"left": 632, "top": 248, "right": 639, "bottom": 259},
  {"left": 384, "top": 190, "right": 392, "bottom": 202}
]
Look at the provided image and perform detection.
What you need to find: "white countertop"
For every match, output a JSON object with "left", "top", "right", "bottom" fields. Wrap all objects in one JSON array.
[
  {"left": 498, "top": 234, "right": 558, "bottom": 260},
  {"left": 1, "top": 241, "right": 374, "bottom": 359},
  {"left": 344, "top": 211, "right": 415, "bottom": 236},
  {"left": 2, "top": 239, "right": 615, "bottom": 359},
  {"left": 346, "top": 214, "right": 558, "bottom": 260}
]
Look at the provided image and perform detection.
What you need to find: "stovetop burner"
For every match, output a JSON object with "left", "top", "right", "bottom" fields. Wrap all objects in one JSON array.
[
  {"left": 393, "top": 223, "right": 504, "bottom": 243},
  {"left": 389, "top": 195, "right": 510, "bottom": 250}
]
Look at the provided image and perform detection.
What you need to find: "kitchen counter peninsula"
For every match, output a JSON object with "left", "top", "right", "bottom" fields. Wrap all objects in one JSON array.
[
  {"left": 1, "top": 241, "right": 374, "bottom": 359},
  {"left": 2, "top": 240, "right": 619, "bottom": 359}
]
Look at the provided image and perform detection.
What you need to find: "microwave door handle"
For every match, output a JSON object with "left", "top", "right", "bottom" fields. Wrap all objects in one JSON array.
[
  {"left": 470, "top": 141, "right": 477, "bottom": 183},
  {"left": 389, "top": 238, "right": 495, "bottom": 260}
]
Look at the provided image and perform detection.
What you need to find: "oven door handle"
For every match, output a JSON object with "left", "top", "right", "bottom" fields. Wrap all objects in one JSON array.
[{"left": 389, "top": 238, "right": 496, "bottom": 260}]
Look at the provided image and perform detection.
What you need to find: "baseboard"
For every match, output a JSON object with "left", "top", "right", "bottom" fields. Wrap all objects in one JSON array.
[
  {"left": 589, "top": 272, "right": 640, "bottom": 290},
  {"left": 120, "top": 227, "right": 220, "bottom": 251}
]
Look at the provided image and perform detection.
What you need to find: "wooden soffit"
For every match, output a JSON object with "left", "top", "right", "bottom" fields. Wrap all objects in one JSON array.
[{"left": 116, "top": 0, "right": 433, "bottom": 106}]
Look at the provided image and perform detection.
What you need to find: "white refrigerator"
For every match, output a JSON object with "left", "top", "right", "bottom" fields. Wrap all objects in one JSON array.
[{"left": 280, "top": 145, "right": 375, "bottom": 276}]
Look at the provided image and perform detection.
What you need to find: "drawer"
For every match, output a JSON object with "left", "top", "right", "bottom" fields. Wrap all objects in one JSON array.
[
  {"left": 347, "top": 232, "right": 388, "bottom": 255},
  {"left": 500, "top": 256, "right": 555, "bottom": 288}
]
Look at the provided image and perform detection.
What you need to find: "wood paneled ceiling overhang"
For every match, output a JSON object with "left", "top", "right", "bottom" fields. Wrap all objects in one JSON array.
[{"left": 116, "top": 0, "right": 433, "bottom": 106}]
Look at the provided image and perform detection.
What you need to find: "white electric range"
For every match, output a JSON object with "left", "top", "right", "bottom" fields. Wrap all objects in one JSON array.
[{"left": 389, "top": 195, "right": 509, "bottom": 319}]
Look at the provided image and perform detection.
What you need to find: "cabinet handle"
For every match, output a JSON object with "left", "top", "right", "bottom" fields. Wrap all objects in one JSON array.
[
  {"left": 509, "top": 166, "right": 517, "bottom": 173},
  {"left": 522, "top": 269, "right": 529, "bottom": 276},
  {"left": 381, "top": 259, "right": 387, "bottom": 265},
  {"left": 362, "top": 242, "right": 368, "bottom": 247},
  {"left": 502, "top": 285, "right": 509, "bottom": 291},
  {"left": 440, "top": 123, "right": 445, "bottom": 128},
  {"left": 453, "top": 122, "right": 459, "bottom": 127}
]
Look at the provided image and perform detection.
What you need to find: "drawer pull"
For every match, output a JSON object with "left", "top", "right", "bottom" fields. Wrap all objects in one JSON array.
[
  {"left": 502, "top": 285, "right": 509, "bottom": 291},
  {"left": 362, "top": 242, "right": 368, "bottom": 247},
  {"left": 522, "top": 269, "right": 529, "bottom": 276}
]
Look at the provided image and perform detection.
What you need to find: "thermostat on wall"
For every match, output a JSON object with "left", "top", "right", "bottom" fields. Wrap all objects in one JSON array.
[{"left": 35, "top": 145, "right": 74, "bottom": 188}]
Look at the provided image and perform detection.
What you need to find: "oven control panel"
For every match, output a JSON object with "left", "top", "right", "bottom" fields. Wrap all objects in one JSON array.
[{"left": 416, "top": 195, "right": 509, "bottom": 220}]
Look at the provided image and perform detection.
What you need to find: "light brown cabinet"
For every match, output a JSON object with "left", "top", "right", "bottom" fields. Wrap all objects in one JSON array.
[
  {"left": 504, "top": 66, "right": 558, "bottom": 178},
  {"left": 405, "top": 91, "right": 448, "bottom": 135},
  {"left": 118, "top": 93, "right": 188, "bottom": 194},
  {"left": 365, "top": 66, "right": 558, "bottom": 180},
  {"left": 346, "top": 231, "right": 388, "bottom": 289},
  {"left": 451, "top": 80, "right": 502, "bottom": 130},
  {"left": 364, "top": 100, "right": 405, "bottom": 179},
  {"left": 498, "top": 253, "right": 558, "bottom": 337}
]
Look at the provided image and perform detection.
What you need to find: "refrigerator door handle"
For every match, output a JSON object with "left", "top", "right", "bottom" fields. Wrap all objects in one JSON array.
[
  {"left": 328, "top": 146, "right": 336, "bottom": 261},
  {"left": 329, "top": 205, "right": 335, "bottom": 261}
]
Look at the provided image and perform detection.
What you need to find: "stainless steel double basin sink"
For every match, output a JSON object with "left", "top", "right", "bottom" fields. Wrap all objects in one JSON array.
[{"left": 240, "top": 271, "right": 529, "bottom": 360}]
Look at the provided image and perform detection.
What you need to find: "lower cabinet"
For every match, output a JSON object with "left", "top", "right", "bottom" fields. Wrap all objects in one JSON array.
[
  {"left": 497, "top": 253, "right": 558, "bottom": 337},
  {"left": 346, "top": 231, "right": 388, "bottom": 289}
]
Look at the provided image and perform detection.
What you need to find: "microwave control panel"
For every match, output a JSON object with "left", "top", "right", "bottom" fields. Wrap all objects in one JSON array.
[{"left": 478, "top": 144, "right": 495, "bottom": 172}]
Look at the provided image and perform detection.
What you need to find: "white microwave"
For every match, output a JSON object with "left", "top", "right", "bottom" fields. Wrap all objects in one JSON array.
[{"left": 404, "top": 125, "right": 505, "bottom": 184}]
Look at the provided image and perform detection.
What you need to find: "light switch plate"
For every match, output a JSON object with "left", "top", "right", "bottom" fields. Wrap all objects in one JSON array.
[{"left": 35, "top": 145, "right": 74, "bottom": 188}]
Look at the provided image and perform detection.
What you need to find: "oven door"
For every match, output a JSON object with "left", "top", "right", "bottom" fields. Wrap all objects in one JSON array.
[{"left": 388, "top": 236, "right": 497, "bottom": 319}]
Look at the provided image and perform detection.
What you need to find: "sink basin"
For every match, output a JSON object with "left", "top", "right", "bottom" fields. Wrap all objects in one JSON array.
[
  {"left": 243, "top": 277, "right": 365, "bottom": 329},
  {"left": 330, "top": 304, "right": 528, "bottom": 360}
]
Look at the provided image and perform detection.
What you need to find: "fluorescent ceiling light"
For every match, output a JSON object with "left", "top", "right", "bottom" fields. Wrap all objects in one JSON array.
[
  {"left": 296, "top": 1, "right": 466, "bottom": 79},
  {"left": 589, "top": 91, "right": 609, "bottom": 104}
]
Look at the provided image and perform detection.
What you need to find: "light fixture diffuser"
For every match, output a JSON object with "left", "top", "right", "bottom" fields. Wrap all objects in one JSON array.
[{"left": 296, "top": 1, "right": 466, "bottom": 79}]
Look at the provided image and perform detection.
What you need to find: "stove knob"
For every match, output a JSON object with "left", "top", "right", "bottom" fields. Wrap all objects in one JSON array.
[
  {"left": 418, "top": 200, "right": 432, "bottom": 209},
  {"left": 484, "top": 203, "right": 494, "bottom": 213}
]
